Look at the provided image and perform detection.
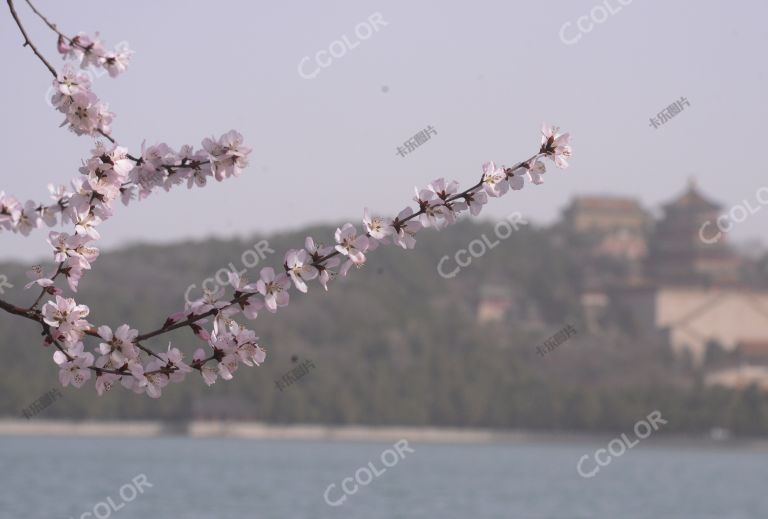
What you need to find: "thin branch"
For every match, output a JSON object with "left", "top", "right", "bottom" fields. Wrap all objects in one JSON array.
[
  {"left": 6, "top": 0, "right": 57, "bottom": 77},
  {"left": 0, "top": 297, "right": 37, "bottom": 321},
  {"left": 27, "top": 264, "right": 63, "bottom": 310},
  {"left": 23, "top": 0, "right": 64, "bottom": 38},
  {"left": 135, "top": 341, "right": 164, "bottom": 361}
]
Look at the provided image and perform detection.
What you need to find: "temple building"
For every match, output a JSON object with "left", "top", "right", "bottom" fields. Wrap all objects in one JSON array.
[
  {"left": 613, "top": 181, "right": 768, "bottom": 365},
  {"left": 563, "top": 180, "right": 768, "bottom": 367},
  {"left": 558, "top": 196, "right": 652, "bottom": 292},
  {"left": 646, "top": 179, "right": 741, "bottom": 284},
  {"left": 613, "top": 285, "right": 768, "bottom": 364},
  {"left": 561, "top": 196, "right": 652, "bottom": 235}
]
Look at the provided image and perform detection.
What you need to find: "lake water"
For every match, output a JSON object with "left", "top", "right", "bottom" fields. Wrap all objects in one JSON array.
[{"left": 1, "top": 435, "right": 766, "bottom": 519}]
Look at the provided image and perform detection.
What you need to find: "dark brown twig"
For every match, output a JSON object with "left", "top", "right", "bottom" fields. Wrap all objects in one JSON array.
[{"left": 6, "top": 0, "right": 57, "bottom": 77}]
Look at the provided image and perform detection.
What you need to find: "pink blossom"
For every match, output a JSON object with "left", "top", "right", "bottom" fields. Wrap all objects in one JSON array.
[
  {"left": 334, "top": 223, "right": 369, "bottom": 265},
  {"left": 79, "top": 33, "right": 106, "bottom": 69},
  {"left": 463, "top": 189, "right": 488, "bottom": 217},
  {"left": 428, "top": 178, "right": 460, "bottom": 201},
  {"left": 51, "top": 64, "right": 91, "bottom": 109},
  {"left": 70, "top": 205, "right": 101, "bottom": 239},
  {"left": 427, "top": 178, "right": 464, "bottom": 225},
  {"left": 59, "top": 351, "right": 94, "bottom": 388},
  {"left": 161, "top": 345, "right": 192, "bottom": 383},
  {"left": 39, "top": 204, "right": 60, "bottom": 228},
  {"left": 97, "top": 324, "right": 139, "bottom": 365},
  {"left": 202, "top": 130, "right": 251, "bottom": 181},
  {"left": 61, "top": 256, "right": 89, "bottom": 292},
  {"left": 413, "top": 188, "right": 447, "bottom": 229},
  {"left": 230, "top": 324, "right": 265, "bottom": 366},
  {"left": 57, "top": 35, "right": 70, "bottom": 56},
  {"left": 218, "top": 354, "right": 240, "bottom": 380},
  {"left": 481, "top": 161, "right": 509, "bottom": 198},
  {"left": 241, "top": 297, "right": 264, "bottom": 320},
  {"left": 526, "top": 159, "right": 546, "bottom": 185},
  {"left": 24, "top": 265, "right": 56, "bottom": 290},
  {"left": 0, "top": 192, "right": 20, "bottom": 231},
  {"left": 363, "top": 208, "right": 393, "bottom": 244},
  {"left": 139, "top": 359, "right": 169, "bottom": 398},
  {"left": 53, "top": 341, "right": 86, "bottom": 366},
  {"left": 100, "top": 43, "right": 133, "bottom": 77},
  {"left": 64, "top": 92, "right": 102, "bottom": 135},
  {"left": 392, "top": 207, "right": 422, "bottom": 249},
  {"left": 284, "top": 249, "right": 317, "bottom": 293},
  {"left": 316, "top": 260, "right": 340, "bottom": 290},
  {"left": 45, "top": 230, "right": 97, "bottom": 271},
  {"left": 237, "top": 342, "right": 266, "bottom": 367},
  {"left": 305, "top": 237, "right": 340, "bottom": 290},
  {"left": 42, "top": 295, "right": 90, "bottom": 331},
  {"left": 256, "top": 267, "right": 291, "bottom": 312},
  {"left": 188, "top": 287, "right": 228, "bottom": 315},
  {"left": 72, "top": 241, "right": 100, "bottom": 268},
  {"left": 540, "top": 124, "right": 572, "bottom": 168},
  {"left": 229, "top": 271, "right": 259, "bottom": 294},
  {"left": 16, "top": 201, "right": 41, "bottom": 236},
  {"left": 506, "top": 166, "right": 526, "bottom": 191},
  {"left": 94, "top": 358, "right": 120, "bottom": 395}
]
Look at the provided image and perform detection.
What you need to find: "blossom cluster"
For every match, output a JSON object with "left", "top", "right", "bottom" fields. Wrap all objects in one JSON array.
[
  {"left": 50, "top": 64, "right": 113, "bottom": 136},
  {"left": 0, "top": 131, "right": 250, "bottom": 238},
  {"left": 49, "top": 30, "right": 133, "bottom": 136},
  {"left": 13, "top": 128, "right": 252, "bottom": 397},
  {"left": 57, "top": 32, "right": 133, "bottom": 77}
]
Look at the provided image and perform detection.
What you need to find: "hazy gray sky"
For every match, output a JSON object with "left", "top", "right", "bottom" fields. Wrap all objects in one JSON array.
[{"left": 1, "top": 0, "right": 765, "bottom": 261}]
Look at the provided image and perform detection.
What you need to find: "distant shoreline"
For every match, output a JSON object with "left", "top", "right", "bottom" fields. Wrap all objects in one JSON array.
[{"left": 2, "top": 419, "right": 768, "bottom": 448}]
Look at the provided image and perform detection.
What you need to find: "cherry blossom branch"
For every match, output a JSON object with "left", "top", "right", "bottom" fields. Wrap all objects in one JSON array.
[
  {"left": 0, "top": 124, "right": 570, "bottom": 397},
  {"left": 130, "top": 135, "right": 566, "bottom": 365},
  {"left": 2, "top": 1, "right": 573, "bottom": 399}
]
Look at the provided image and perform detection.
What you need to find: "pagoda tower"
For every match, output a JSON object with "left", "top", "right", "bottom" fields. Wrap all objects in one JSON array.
[{"left": 646, "top": 179, "right": 740, "bottom": 284}]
